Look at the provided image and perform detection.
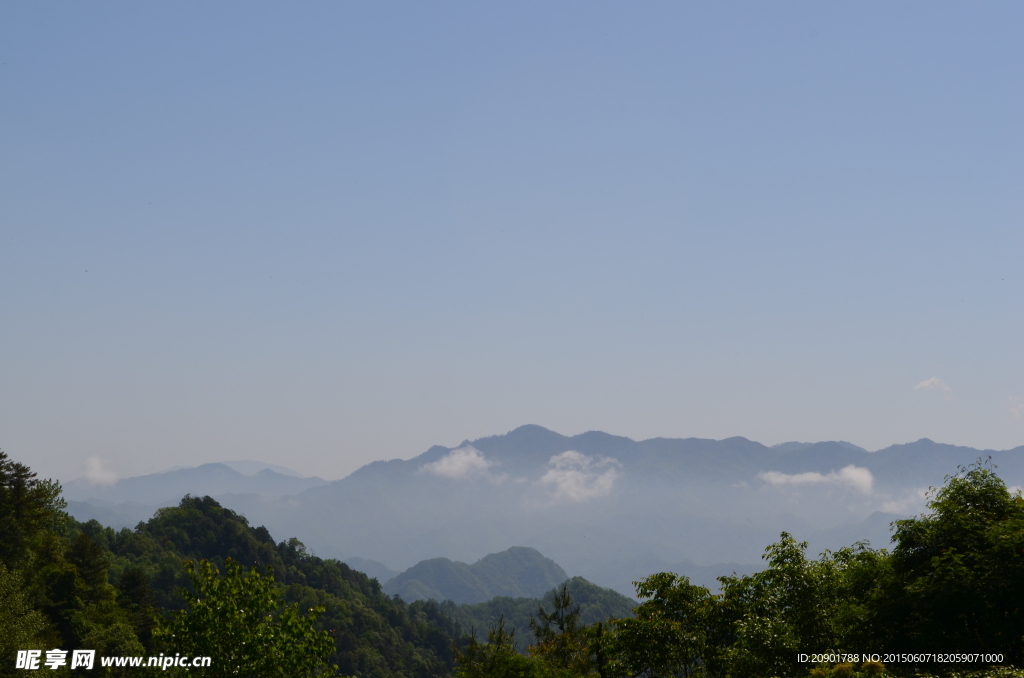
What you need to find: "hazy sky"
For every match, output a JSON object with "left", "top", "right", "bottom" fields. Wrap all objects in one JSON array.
[{"left": 2, "top": 2, "right": 1022, "bottom": 483}]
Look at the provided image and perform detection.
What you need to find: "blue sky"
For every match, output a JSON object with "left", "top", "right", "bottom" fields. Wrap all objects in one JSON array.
[{"left": 2, "top": 2, "right": 1022, "bottom": 481}]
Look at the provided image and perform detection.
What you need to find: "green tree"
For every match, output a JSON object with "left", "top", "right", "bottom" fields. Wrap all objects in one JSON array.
[
  {"left": 0, "top": 563, "right": 46, "bottom": 678},
  {"left": 0, "top": 449, "right": 66, "bottom": 569},
  {"left": 610, "top": 536, "right": 865, "bottom": 678},
  {"left": 717, "top": 534, "right": 851, "bottom": 678},
  {"left": 611, "top": 572, "right": 722, "bottom": 678},
  {"left": 530, "top": 584, "right": 584, "bottom": 667},
  {"left": 455, "top": 617, "right": 570, "bottom": 678},
  {"left": 529, "top": 584, "right": 612, "bottom": 677},
  {"left": 68, "top": 532, "right": 112, "bottom": 602},
  {"left": 158, "top": 558, "right": 334, "bottom": 678},
  {"left": 116, "top": 566, "right": 159, "bottom": 650},
  {"left": 869, "top": 461, "right": 1024, "bottom": 667}
]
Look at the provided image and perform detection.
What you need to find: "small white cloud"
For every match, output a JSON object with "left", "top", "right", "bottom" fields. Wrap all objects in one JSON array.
[
  {"left": 759, "top": 465, "right": 874, "bottom": 494},
  {"left": 539, "top": 450, "right": 621, "bottom": 502},
  {"left": 83, "top": 456, "right": 118, "bottom": 486},
  {"left": 420, "top": 447, "right": 503, "bottom": 482},
  {"left": 1009, "top": 397, "right": 1024, "bottom": 419},
  {"left": 914, "top": 377, "right": 951, "bottom": 393},
  {"left": 880, "top": 487, "right": 930, "bottom": 514}
]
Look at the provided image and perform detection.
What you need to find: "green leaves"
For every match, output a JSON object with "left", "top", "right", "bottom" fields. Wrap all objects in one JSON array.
[
  {"left": 0, "top": 449, "right": 67, "bottom": 570},
  {"left": 528, "top": 585, "right": 595, "bottom": 675},
  {"left": 880, "top": 461, "right": 1024, "bottom": 664},
  {"left": 158, "top": 559, "right": 334, "bottom": 678},
  {"left": 455, "top": 618, "right": 572, "bottom": 678},
  {"left": 612, "top": 572, "right": 721, "bottom": 677},
  {"left": 0, "top": 563, "right": 47, "bottom": 673}
]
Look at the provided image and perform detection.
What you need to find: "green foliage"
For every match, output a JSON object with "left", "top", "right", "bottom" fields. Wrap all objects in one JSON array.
[
  {"left": 875, "top": 462, "right": 1024, "bottom": 664},
  {"left": 85, "top": 494, "right": 465, "bottom": 676},
  {"left": 528, "top": 584, "right": 618, "bottom": 678},
  {"left": 68, "top": 532, "right": 112, "bottom": 600},
  {"left": 453, "top": 585, "right": 618, "bottom": 678},
  {"left": 611, "top": 572, "right": 722, "bottom": 678},
  {"left": 529, "top": 584, "right": 585, "bottom": 669},
  {"left": 116, "top": 565, "right": 159, "bottom": 649},
  {"left": 0, "top": 448, "right": 66, "bottom": 569},
  {"left": 603, "top": 460, "right": 1024, "bottom": 678},
  {"left": 455, "top": 618, "right": 571, "bottom": 678},
  {"left": 0, "top": 563, "right": 46, "bottom": 678},
  {"left": 609, "top": 535, "right": 860, "bottom": 678},
  {"left": 158, "top": 558, "right": 334, "bottom": 678},
  {"left": 717, "top": 533, "right": 852, "bottom": 678},
  {"left": 915, "top": 670, "right": 1024, "bottom": 678},
  {"left": 0, "top": 451, "right": 467, "bottom": 677},
  {"left": 453, "top": 577, "right": 635, "bottom": 648}
]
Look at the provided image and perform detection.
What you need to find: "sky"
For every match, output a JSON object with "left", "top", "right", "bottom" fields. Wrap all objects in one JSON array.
[{"left": 2, "top": 2, "right": 1022, "bottom": 483}]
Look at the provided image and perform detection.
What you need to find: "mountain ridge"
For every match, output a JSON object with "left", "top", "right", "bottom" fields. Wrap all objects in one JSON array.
[
  {"left": 384, "top": 546, "right": 569, "bottom": 604},
  {"left": 65, "top": 462, "right": 327, "bottom": 506},
  {"left": 63, "top": 426, "right": 1024, "bottom": 597}
]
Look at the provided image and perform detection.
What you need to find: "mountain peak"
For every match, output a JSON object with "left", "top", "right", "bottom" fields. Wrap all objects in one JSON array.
[
  {"left": 384, "top": 546, "right": 569, "bottom": 604},
  {"left": 220, "top": 460, "right": 304, "bottom": 477}
]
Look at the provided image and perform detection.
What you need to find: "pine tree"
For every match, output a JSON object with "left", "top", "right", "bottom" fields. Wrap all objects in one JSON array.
[{"left": 0, "top": 449, "right": 66, "bottom": 569}]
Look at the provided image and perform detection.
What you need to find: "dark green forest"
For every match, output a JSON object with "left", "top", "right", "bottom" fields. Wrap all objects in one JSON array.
[
  {"left": 1, "top": 449, "right": 462, "bottom": 677},
  {"left": 4, "top": 448, "right": 1024, "bottom": 678},
  {"left": 451, "top": 576, "right": 635, "bottom": 643}
]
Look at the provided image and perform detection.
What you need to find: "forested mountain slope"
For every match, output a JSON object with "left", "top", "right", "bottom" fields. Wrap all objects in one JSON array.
[
  {"left": 451, "top": 576, "right": 636, "bottom": 646},
  {"left": 86, "top": 494, "right": 461, "bottom": 676},
  {"left": 384, "top": 547, "right": 568, "bottom": 604},
  {"left": 1, "top": 448, "right": 465, "bottom": 678}
]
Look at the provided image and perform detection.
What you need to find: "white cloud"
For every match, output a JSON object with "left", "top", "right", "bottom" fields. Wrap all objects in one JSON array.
[
  {"left": 880, "top": 487, "right": 930, "bottom": 514},
  {"left": 539, "top": 450, "right": 621, "bottom": 502},
  {"left": 1009, "top": 397, "right": 1024, "bottom": 419},
  {"left": 914, "top": 377, "right": 951, "bottom": 393},
  {"left": 759, "top": 465, "right": 874, "bottom": 494},
  {"left": 419, "top": 447, "right": 502, "bottom": 482},
  {"left": 83, "top": 456, "right": 118, "bottom": 486}
]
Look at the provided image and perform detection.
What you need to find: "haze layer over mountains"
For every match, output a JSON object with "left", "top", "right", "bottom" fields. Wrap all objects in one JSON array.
[{"left": 65, "top": 426, "right": 1024, "bottom": 596}]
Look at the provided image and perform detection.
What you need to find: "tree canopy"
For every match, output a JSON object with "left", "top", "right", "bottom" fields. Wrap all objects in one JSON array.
[{"left": 158, "top": 558, "right": 334, "bottom": 677}]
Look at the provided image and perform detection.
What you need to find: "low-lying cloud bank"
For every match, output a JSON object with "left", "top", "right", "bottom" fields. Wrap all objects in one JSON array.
[{"left": 759, "top": 465, "right": 874, "bottom": 494}]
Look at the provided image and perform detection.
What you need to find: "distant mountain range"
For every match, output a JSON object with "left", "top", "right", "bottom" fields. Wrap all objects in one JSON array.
[
  {"left": 65, "top": 462, "right": 327, "bottom": 504},
  {"left": 64, "top": 462, "right": 327, "bottom": 528},
  {"left": 64, "top": 426, "right": 1024, "bottom": 596}
]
